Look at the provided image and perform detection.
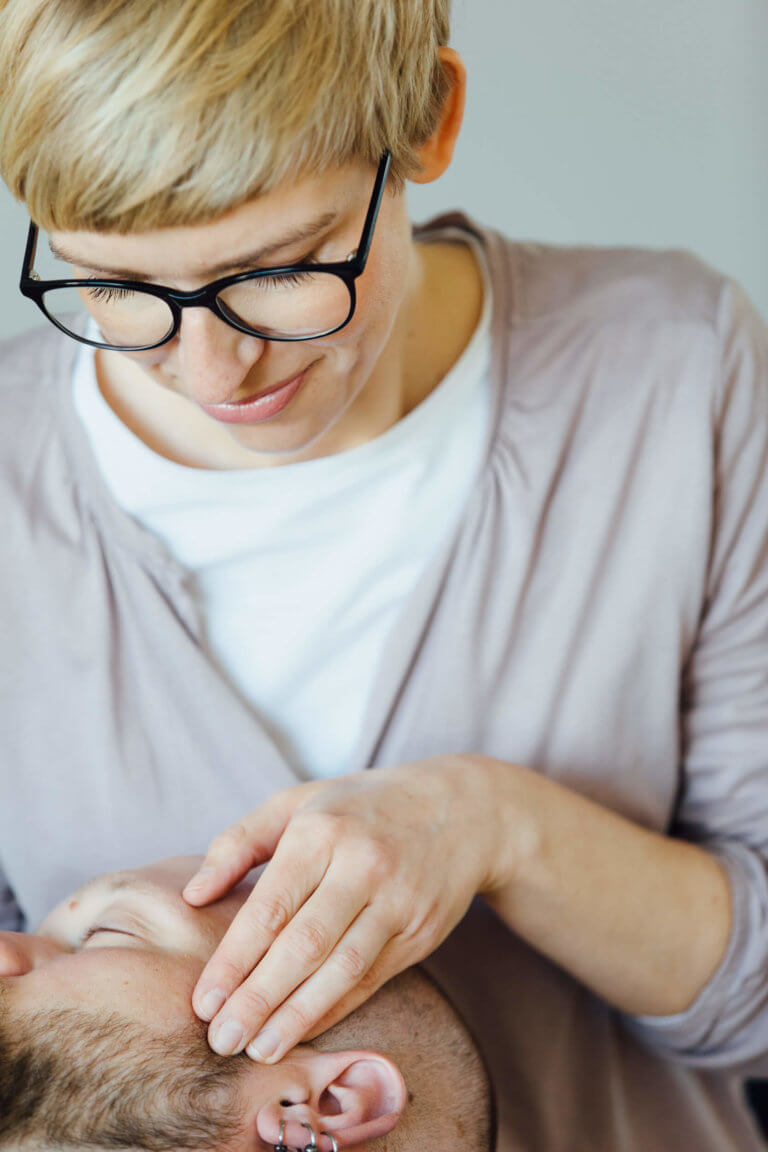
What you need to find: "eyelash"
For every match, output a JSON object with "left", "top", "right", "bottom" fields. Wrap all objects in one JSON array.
[
  {"left": 86, "top": 286, "right": 134, "bottom": 303},
  {"left": 84, "top": 254, "right": 322, "bottom": 303},
  {"left": 77, "top": 925, "right": 125, "bottom": 945}
]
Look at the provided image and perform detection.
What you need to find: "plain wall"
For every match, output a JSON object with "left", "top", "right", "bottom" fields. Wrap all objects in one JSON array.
[{"left": 1, "top": 0, "right": 766, "bottom": 342}]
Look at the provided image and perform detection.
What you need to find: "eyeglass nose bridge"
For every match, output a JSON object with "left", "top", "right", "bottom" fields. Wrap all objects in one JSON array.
[
  {"left": 162, "top": 293, "right": 258, "bottom": 348},
  {"left": 163, "top": 293, "right": 269, "bottom": 347}
]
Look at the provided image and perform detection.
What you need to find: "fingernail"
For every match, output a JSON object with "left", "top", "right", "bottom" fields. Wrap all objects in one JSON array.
[
  {"left": 211, "top": 1019, "right": 245, "bottom": 1056},
  {"left": 184, "top": 866, "right": 215, "bottom": 894},
  {"left": 246, "top": 1028, "right": 281, "bottom": 1060},
  {"left": 198, "top": 987, "right": 227, "bottom": 1020}
]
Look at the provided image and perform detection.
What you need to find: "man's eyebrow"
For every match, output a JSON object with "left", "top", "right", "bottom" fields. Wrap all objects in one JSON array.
[
  {"left": 101, "top": 876, "right": 190, "bottom": 921},
  {"left": 66, "top": 874, "right": 190, "bottom": 926},
  {"left": 47, "top": 210, "right": 341, "bottom": 281}
]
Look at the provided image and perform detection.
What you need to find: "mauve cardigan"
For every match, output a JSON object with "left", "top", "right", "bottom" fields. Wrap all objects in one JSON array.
[{"left": 1, "top": 211, "right": 768, "bottom": 1151}]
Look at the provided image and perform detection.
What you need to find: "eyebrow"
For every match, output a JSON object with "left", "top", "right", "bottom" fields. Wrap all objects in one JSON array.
[
  {"left": 58, "top": 873, "right": 191, "bottom": 933},
  {"left": 47, "top": 210, "right": 340, "bottom": 281},
  {"left": 98, "top": 876, "right": 189, "bottom": 922}
]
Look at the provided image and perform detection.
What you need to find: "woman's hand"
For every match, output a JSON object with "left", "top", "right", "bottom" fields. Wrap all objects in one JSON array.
[{"left": 183, "top": 754, "right": 517, "bottom": 1063}]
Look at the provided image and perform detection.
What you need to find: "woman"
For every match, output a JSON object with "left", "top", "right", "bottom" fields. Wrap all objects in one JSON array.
[{"left": 0, "top": 2, "right": 766, "bottom": 1150}]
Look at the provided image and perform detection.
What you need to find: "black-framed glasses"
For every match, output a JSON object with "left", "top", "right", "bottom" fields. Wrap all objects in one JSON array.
[{"left": 19, "top": 150, "right": 392, "bottom": 351}]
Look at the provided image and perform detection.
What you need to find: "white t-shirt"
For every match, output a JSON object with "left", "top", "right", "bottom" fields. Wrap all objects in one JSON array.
[{"left": 72, "top": 228, "right": 493, "bottom": 778}]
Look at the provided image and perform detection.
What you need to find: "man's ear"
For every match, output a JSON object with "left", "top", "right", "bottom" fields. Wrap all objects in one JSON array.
[{"left": 254, "top": 1048, "right": 406, "bottom": 1150}]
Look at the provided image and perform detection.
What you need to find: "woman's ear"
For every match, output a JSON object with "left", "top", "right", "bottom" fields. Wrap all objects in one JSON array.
[
  {"left": 254, "top": 1048, "right": 407, "bottom": 1150},
  {"left": 411, "top": 46, "right": 467, "bottom": 184}
]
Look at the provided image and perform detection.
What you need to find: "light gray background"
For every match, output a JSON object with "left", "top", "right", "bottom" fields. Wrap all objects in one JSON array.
[{"left": 1, "top": 0, "right": 766, "bottom": 340}]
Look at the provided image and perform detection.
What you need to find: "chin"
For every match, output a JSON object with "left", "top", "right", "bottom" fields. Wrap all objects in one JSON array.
[{"left": 226, "top": 407, "right": 342, "bottom": 454}]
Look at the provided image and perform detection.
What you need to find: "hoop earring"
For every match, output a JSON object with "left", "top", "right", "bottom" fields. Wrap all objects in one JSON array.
[
  {"left": 301, "top": 1121, "right": 319, "bottom": 1151},
  {"left": 273, "top": 1119, "right": 289, "bottom": 1152}
]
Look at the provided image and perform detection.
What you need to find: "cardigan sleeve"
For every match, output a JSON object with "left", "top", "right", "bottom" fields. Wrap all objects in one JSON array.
[{"left": 620, "top": 277, "right": 768, "bottom": 1071}]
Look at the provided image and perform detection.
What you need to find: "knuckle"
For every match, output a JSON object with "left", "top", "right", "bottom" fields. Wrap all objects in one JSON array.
[
  {"left": 289, "top": 917, "right": 331, "bottom": 964},
  {"left": 356, "top": 839, "right": 395, "bottom": 883},
  {"left": 294, "top": 810, "right": 343, "bottom": 850},
  {"left": 400, "top": 899, "right": 442, "bottom": 946},
  {"left": 232, "top": 984, "right": 273, "bottom": 1021},
  {"left": 357, "top": 962, "right": 385, "bottom": 996},
  {"left": 394, "top": 873, "right": 424, "bottom": 908},
  {"left": 331, "top": 944, "right": 369, "bottom": 983},
  {"left": 250, "top": 893, "right": 292, "bottom": 936},
  {"left": 213, "top": 952, "right": 249, "bottom": 985},
  {"left": 420, "top": 906, "right": 443, "bottom": 945},
  {"left": 281, "top": 1000, "right": 315, "bottom": 1037},
  {"left": 372, "top": 896, "right": 402, "bottom": 933},
  {"left": 210, "top": 822, "right": 249, "bottom": 853}
]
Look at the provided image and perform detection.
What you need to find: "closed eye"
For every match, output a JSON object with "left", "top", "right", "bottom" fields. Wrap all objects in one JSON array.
[{"left": 78, "top": 925, "right": 135, "bottom": 946}]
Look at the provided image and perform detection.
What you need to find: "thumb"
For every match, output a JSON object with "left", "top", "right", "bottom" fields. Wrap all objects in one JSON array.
[{"left": 182, "top": 787, "right": 309, "bottom": 906}]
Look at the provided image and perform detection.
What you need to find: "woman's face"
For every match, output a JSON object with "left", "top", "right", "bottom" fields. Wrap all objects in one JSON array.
[{"left": 49, "top": 160, "right": 424, "bottom": 468}]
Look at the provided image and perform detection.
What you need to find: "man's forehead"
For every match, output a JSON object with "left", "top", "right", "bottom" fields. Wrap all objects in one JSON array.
[{"left": 74, "top": 873, "right": 169, "bottom": 903}]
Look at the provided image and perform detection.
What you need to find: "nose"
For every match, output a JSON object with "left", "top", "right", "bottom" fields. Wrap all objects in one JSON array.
[
  {"left": 173, "top": 306, "right": 268, "bottom": 406},
  {"left": 0, "top": 931, "right": 64, "bottom": 976}
]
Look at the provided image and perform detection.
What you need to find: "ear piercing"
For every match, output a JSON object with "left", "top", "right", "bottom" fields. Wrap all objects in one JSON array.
[
  {"left": 301, "top": 1122, "right": 319, "bottom": 1152},
  {"left": 272, "top": 1121, "right": 338, "bottom": 1152}
]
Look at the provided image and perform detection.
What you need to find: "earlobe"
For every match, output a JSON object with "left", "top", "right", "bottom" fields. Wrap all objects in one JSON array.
[{"left": 254, "top": 1049, "right": 406, "bottom": 1151}]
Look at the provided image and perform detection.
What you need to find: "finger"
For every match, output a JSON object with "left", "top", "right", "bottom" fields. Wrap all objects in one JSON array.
[
  {"left": 243, "top": 907, "right": 397, "bottom": 1063},
  {"left": 303, "top": 941, "right": 400, "bottom": 1038},
  {"left": 207, "top": 868, "right": 372, "bottom": 1055},
  {"left": 192, "top": 829, "right": 331, "bottom": 1020},
  {"left": 182, "top": 789, "right": 304, "bottom": 906}
]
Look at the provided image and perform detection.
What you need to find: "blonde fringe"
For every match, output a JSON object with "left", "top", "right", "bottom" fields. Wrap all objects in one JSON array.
[{"left": 0, "top": 0, "right": 452, "bottom": 233}]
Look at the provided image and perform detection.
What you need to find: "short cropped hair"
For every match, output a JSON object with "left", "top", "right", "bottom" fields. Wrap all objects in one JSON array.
[
  {"left": 0, "top": 0, "right": 453, "bottom": 234},
  {"left": 0, "top": 967, "right": 494, "bottom": 1152}
]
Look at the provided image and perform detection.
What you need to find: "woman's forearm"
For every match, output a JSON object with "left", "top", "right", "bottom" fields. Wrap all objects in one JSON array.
[{"left": 475, "top": 755, "right": 733, "bottom": 1017}]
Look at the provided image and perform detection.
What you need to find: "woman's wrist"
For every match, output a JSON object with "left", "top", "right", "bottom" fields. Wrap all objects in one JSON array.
[
  {"left": 467, "top": 756, "right": 733, "bottom": 1017},
  {"left": 458, "top": 754, "right": 543, "bottom": 895}
]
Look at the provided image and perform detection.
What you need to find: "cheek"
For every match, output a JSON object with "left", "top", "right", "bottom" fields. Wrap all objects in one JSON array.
[
  {"left": 304, "top": 268, "right": 391, "bottom": 367},
  {"left": 335, "top": 247, "right": 406, "bottom": 357},
  {"left": 101, "top": 958, "right": 200, "bottom": 1027},
  {"left": 361, "top": 243, "right": 406, "bottom": 316},
  {"left": 120, "top": 347, "right": 168, "bottom": 371}
]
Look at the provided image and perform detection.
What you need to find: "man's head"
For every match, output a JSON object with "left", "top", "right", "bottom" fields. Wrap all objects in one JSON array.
[
  {"left": 0, "top": 857, "right": 494, "bottom": 1151},
  {"left": 0, "top": 0, "right": 472, "bottom": 469}
]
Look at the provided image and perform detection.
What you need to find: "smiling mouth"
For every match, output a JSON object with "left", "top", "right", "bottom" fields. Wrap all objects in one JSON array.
[{"left": 213, "top": 367, "right": 310, "bottom": 409}]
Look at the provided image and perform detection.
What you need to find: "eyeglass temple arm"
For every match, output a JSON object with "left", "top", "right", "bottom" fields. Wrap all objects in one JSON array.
[
  {"left": 354, "top": 152, "right": 392, "bottom": 268},
  {"left": 20, "top": 221, "right": 39, "bottom": 288}
]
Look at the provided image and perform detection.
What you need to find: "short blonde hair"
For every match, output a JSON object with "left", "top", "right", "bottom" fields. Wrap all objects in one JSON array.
[{"left": 0, "top": 0, "right": 453, "bottom": 234}]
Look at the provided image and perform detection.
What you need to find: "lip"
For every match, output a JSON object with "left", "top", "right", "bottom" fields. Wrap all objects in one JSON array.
[{"left": 199, "top": 367, "right": 310, "bottom": 425}]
